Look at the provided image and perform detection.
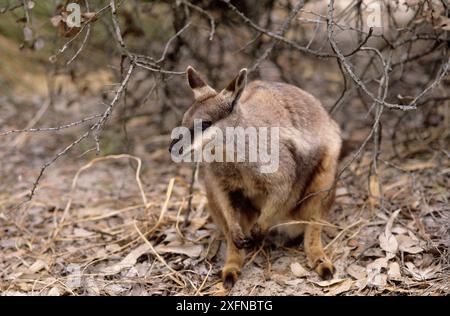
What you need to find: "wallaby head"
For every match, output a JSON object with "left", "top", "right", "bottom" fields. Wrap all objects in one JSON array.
[
  {"left": 182, "top": 66, "right": 247, "bottom": 130},
  {"left": 169, "top": 66, "right": 248, "bottom": 154}
]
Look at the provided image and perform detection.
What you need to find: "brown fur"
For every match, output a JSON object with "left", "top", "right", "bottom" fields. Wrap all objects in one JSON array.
[{"left": 175, "top": 66, "right": 342, "bottom": 288}]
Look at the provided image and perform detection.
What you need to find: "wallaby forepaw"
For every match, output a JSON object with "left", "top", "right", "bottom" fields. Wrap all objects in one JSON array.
[
  {"left": 231, "top": 229, "right": 254, "bottom": 249},
  {"left": 315, "top": 260, "right": 335, "bottom": 280},
  {"left": 250, "top": 223, "right": 265, "bottom": 244},
  {"left": 233, "top": 236, "right": 254, "bottom": 249},
  {"left": 221, "top": 267, "right": 240, "bottom": 289}
]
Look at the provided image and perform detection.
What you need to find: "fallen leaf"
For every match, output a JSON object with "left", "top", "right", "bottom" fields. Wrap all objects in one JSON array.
[
  {"left": 401, "top": 161, "right": 436, "bottom": 171},
  {"left": 85, "top": 277, "right": 101, "bottom": 295},
  {"left": 355, "top": 278, "right": 368, "bottom": 291},
  {"left": 384, "top": 177, "right": 408, "bottom": 196},
  {"left": 74, "top": 227, "right": 94, "bottom": 237},
  {"left": 396, "top": 235, "right": 423, "bottom": 254},
  {"left": 28, "top": 259, "right": 47, "bottom": 273},
  {"left": 363, "top": 247, "right": 385, "bottom": 258},
  {"left": 156, "top": 243, "right": 203, "bottom": 258},
  {"left": 366, "top": 257, "right": 388, "bottom": 287},
  {"left": 271, "top": 273, "right": 289, "bottom": 286},
  {"left": 105, "top": 243, "right": 121, "bottom": 253},
  {"left": 367, "top": 257, "right": 388, "bottom": 271},
  {"left": 47, "top": 287, "right": 61, "bottom": 296},
  {"left": 327, "top": 279, "right": 353, "bottom": 295},
  {"left": 2, "top": 291, "right": 27, "bottom": 296},
  {"left": 104, "top": 284, "right": 129, "bottom": 295},
  {"left": 188, "top": 217, "right": 208, "bottom": 234},
  {"left": 81, "top": 12, "right": 97, "bottom": 21},
  {"left": 162, "top": 230, "right": 180, "bottom": 243},
  {"left": 290, "top": 262, "right": 309, "bottom": 278},
  {"left": 404, "top": 262, "right": 440, "bottom": 281},
  {"left": 284, "top": 279, "right": 304, "bottom": 286},
  {"left": 369, "top": 174, "right": 381, "bottom": 207},
  {"left": 312, "top": 278, "right": 346, "bottom": 287},
  {"left": 379, "top": 209, "right": 401, "bottom": 254},
  {"left": 347, "top": 239, "right": 359, "bottom": 248},
  {"left": 391, "top": 226, "right": 408, "bottom": 235},
  {"left": 418, "top": 253, "right": 434, "bottom": 268},
  {"left": 367, "top": 272, "right": 387, "bottom": 288},
  {"left": 104, "top": 243, "right": 150, "bottom": 275},
  {"left": 335, "top": 187, "right": 349, "bottom": 197},
  {"left": 387, "top": 262, "right": 402, "bottom": 281},
  {"left": 346, "top": 264, "right": 367, "bottom": 280}
]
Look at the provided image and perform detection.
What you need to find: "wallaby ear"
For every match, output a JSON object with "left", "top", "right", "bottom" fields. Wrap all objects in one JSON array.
[
  {"left": 186, "top": 66, "right": 216, "bottom": 101},
  {"left": 221, "top": 68, "right": 248, "bottom": 105}
]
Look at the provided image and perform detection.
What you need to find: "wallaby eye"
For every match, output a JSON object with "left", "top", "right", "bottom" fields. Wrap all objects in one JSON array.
[{"left": 201, "top": 121, "right": 212, "bottom": 131}]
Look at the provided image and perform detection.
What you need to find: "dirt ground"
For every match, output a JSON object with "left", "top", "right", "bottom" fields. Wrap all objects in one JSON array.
[{"left": 1, "top": 68, "right": 449, "bottom": 296}]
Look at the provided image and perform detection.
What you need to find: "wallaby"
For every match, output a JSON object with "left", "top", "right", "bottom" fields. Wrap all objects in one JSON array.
[{"left": 170, "top": 66, "right": 342, "bottom": 289}]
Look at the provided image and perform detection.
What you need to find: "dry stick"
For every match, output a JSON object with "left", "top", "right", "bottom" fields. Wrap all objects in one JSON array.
[
  {"left": 0, "top": 114, "right": 102, "bottom": 136},
  {"left": 327, "top": 0, "right": 450, "bottom": 111},
  {"left": 110, "top": 0, "right": 131, "bottom": 59},
  {"left": 156, "top": 22, "right": 191, "bottom": 63},
  {"left": 134, "top": 62, "right": 186, "bottom": 75},
  {"left": 27, "top": 63, "right": 135, "bottom": 201},
  {"left": 180, "top": 0, "right": 215, "bottom": 40},
  {"left": 147, "top": 178, "right": 175, "bottom": 235},
  {"left": 324, "top": 219, "right": 366, "bottom": 251},
  {"left": 249, "top": 0, "right": 305, "bottom": 73},
  {"left": 269, "top": 219, "right": 338, "bottom": 232},
  {"left": 36, "top": 277, "right": 77, "bottom": 296},
  {"left": 327, "top": 0, "right": 410, "bottom": 110},
  {"left": 298, "top": 6, "right": 376, "bottom": 36},
  {"left": 194, "top": 261, "right": 213, "bottom": 296},
  {"left": 366, "top": 47, "right": 392, "bottom": 211},
  {"left": 329, "top": 27, "right": 374, "bottom": 114},
  {"left": 329, "top": 58, "right": 348, "bottom": 114},
  {"left": 66, "top": 0, "right": 91, "bottom": 65},
  {"left": 176, "top": 198, "right": 188, "bottom": 239},
  {"left": 12, "top": 99, "right": 50, "bottom": 147},
  {"left": 221, "top": 0, "right": 330, "bottom": 58},
  {"left": 73, "top": 204, "right": 147, "bottom": 224}
]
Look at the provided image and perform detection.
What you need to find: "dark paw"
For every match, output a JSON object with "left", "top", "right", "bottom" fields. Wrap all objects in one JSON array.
[
  {"left": 231, "top": 229, "right": 254, "bottom": 249},
  {"left": 221, "top": 267, "right": 240, "bottom": 289},
  {"left": 232, "top": 234, "right": 254, "bottom": 250},
  {"left": 250, "top": 223, "right": 265, "bottom": 244},
  {"left": 316, "top": 261, "right": 335, "bottom": 280}
]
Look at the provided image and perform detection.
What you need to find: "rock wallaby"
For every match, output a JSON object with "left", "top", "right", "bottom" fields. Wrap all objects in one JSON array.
[{"left": 170, "top": 66, "right": 342, "bottom": 288}]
